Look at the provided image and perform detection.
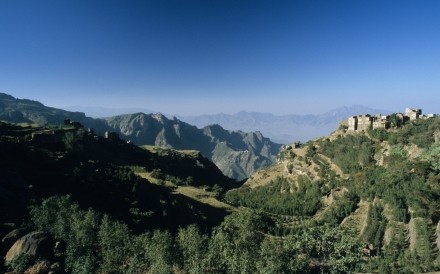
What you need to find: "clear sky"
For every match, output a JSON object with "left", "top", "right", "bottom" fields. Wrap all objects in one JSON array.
[{"left": 1, "top": 0, "right": 440, "bottom": 115}]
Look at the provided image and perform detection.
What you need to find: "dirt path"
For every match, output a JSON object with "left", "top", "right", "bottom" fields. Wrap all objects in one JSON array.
[{"left": 408, "top": 218, "right": 418, "bottom": 252}]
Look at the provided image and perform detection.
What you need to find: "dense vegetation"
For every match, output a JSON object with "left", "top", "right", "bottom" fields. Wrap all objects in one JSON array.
[
  {"left": 0, "top": 123, "right": 232, "bottom": 234},
  {"left": 3, "top": 117, "right": 440, "bottom": 273},
  {"left": 22, "top": 195, "right": 365, "bottom": 274},
  {"left": 225, "top": 176, "right": 322, "bottom": 216},
  {"left": 221, "top": 117, "right": 440, "bottom": 273},
  {"left": 316, "top": 119, "right": 440, "bottom": 223},
  {"left": 319, "top": 135, "right": 376, "bottom": 173}
]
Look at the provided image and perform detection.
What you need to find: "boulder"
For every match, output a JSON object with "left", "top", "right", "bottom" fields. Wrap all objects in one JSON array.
[
  {"left": 5, "top": 231, "right": 52, "bottom": 263},
  {"left": 2, "top": 228, "right": 28, "bottom": 251}
]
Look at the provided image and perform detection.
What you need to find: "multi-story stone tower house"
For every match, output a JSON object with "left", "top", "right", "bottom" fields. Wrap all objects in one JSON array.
[
  {"left": 357, "top": 115, "right": 373, "bottom": 131},
  {"left": 347, "top": 108, "right": 424, "bottom": 132},
  {"left": 348, "top": 116, "right": 358, "bottom": 131},
  {"left": 372, "top": 114, "right": 390, "bottom": 129},
  {"left": 405, "top": 108, "right": 422, "bottom": 120},
  {"left": 348, "top": 115, "right": 368, "bottom": 131}
]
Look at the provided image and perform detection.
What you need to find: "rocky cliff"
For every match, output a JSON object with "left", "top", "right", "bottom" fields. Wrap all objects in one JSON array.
[{"left": 102, "top": 113, "right": 281, "bottom": 180}]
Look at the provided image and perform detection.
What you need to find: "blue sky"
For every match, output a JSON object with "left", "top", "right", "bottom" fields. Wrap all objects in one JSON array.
[{"left": 1, "top": 0, "right": 440, "bottom": 115}]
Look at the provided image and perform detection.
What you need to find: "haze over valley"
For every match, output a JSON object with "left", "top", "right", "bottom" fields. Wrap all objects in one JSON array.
[{"left": 64, "top": 104, "right": 390, "bottom": 144}]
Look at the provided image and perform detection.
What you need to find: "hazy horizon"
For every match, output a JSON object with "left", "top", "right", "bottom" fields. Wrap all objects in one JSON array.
[
  {"left": 63, "top": 104, "right": 393, "bottom": 118},
  {"left": 2, "top": 1, "right": 440, "bottom": 115}
]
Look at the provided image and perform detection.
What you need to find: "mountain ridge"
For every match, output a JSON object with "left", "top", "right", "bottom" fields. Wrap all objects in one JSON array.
[
  {"left": 180, "top": 105, "right": 391, "bottom": 143},
  {"left": 0, "top": 92, "right": 280, "bottom": 180},
  {"left": 65, "top": 103, "right": 391, "bottom": 144},
  {"left": 65, "top": 105, "right": 156, "bottom": 118},
  {"left": 102, "top": 112, "right": 281, "bottom": 180}
]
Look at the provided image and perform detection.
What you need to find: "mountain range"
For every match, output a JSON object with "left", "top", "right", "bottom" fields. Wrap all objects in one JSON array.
[
  {"left": 101, "top": 112, "right": 281, "bottom": 180},
  {"left": 0, "top": 93, "right": 281, "bottom": 180},
  {"left": 179, "top": 106, "right": 391, "bottom": 143},
  {"left": 65, "top": 103, "right": 390, "bottom": 144}
]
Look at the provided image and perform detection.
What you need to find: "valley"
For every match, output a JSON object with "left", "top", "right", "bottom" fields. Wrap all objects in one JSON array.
[{"left": 1, "top": 93, "right": 440, "bottom": 273}]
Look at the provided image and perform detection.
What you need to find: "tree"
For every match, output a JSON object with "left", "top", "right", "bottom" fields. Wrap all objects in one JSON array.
[
  {"left": 207, "top": 210, "right": 271, "bottom": 274},
  {"left": 177, "top": 224, "right": 208, "bottom": 274},
  {"left": 98, "top": 215, "right": 132, "bottom": 273},
  {"left": 389, "top": 114, "right": 402, "bottom": 128}
]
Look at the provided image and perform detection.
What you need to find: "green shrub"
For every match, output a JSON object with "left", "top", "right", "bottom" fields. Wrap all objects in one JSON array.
[
  {"left": 225, "top": 176, "right": 322, "bottom": 216},
  {"left": 6, "top": 253, "right": 34, "bottom": 272}
]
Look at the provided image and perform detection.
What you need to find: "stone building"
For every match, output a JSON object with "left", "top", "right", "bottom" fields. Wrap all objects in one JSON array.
[
  {"left": 105, "top": 131, "right": 119, "bottom": 140},
  {"left": 348, "top": 115, "right": 373, "bottom": 131},
  {"left": 357, "top": 115, "right": 373, "bottom": 131},
  {"left": 347, "top": 108, "right": 429, "bottom": 132},
  {"left": 348, "top": 116, "right": 358, "bottom": 131},
  {"left": 372, "top": 115, "right": 390, "bottom": 130},
  {"left": 405, "top": 108, "right": 422, "bottom": 120},
  {"left": 63, "top": 119, "right": 83, "bottom": 128}
]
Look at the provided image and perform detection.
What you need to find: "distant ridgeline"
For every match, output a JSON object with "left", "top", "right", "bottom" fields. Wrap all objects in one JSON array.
[
  {"left": 0, "top": 92, "right": 281, "bottom": 180},
  {"left": 345, "top": 107, "right": 437, "bottom": 131}
]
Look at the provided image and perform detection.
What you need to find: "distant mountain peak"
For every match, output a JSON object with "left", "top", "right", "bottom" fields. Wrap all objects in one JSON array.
[
  {"left": 152, "top": 112, "right": 167, "bottom": 121},
  {"left": 324, "top": 105, "right": 391, "bottom": 116}
]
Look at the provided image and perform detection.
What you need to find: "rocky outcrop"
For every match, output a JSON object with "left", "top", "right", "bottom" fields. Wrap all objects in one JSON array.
[
  {"left": 5, "top": 231, "right": 52, "bottom": 263},
  {"left": 2, "top": 228, "right": 28, "bottom": 254},
  {"left": 103, "top": 113, "right": 282, "bottom": 180}
]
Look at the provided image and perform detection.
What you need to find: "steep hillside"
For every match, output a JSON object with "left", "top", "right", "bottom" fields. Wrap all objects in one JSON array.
[
  {"left": 226, "top": 116, "right": 440, "bottom": 273},
  {"left": 0, "top": 93, "right": 281, "bottom": 180},
  {"left": 180, "top": 105, "right": 390, "bottom": 143},
  {"left": 0, "top": 93, "right": 106, "bottom": 130},
  {"left": 102, "top": 113, "right": 281, "bottom": 180},
  {"left": 0, "top": 120, "right": 235, "bottom": 234}
]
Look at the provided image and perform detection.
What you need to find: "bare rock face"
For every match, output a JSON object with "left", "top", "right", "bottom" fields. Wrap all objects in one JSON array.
[
  {"left": 103, "top": 113, "right": 282, "bottom": 180},
  {"left": 2, "top": 228, "right": 28, "bottom": 252},
  {"left": 5, "top": 231, "right": 52, "bottom": 263}
]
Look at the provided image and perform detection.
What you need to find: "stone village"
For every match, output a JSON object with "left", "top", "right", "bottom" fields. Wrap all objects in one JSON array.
[{"left": 347, "top": 108, "right": 437, "bottom": 131}]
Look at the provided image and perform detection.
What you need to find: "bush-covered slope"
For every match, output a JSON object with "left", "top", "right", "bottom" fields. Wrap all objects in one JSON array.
[
  {"left": 0, "top": 121, "right": 234, "bottom": 234},
  {"left": 226, "top": 116, "right": 440, "bottom": 273}
]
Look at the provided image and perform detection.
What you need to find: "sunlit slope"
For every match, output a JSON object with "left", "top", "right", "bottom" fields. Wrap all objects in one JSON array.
[{"left": 226, "top": 117, "right": 440, "bottom": 270}]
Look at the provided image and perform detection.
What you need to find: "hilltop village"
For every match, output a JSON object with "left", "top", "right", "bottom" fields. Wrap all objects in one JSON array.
[{"left": 347, "top": 108, "right": 437, "bottom": 131}]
